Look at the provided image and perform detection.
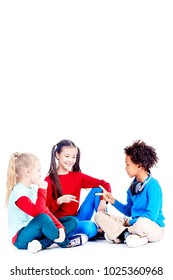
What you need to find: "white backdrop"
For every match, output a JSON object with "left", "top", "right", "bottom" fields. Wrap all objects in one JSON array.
[{"left": 0, "top": 1, "right": 173, "bottom": 279}]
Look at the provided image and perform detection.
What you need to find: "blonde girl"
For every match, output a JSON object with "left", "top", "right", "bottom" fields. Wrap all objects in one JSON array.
[{"left": 6, "top": 152, "right": 87, "bottom": 253}]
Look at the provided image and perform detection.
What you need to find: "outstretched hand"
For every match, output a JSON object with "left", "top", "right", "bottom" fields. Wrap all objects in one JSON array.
[
  {"left": 58, "top": 194, "right": 79, "bottom": 205},
  {"left": 95, "top": 186, "right": 115, "bottom": 204}
]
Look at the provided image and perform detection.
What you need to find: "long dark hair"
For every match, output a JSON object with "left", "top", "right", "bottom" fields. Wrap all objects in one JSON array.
[{"left": 47, "top": 139, "right": 81, "bottom": 198}]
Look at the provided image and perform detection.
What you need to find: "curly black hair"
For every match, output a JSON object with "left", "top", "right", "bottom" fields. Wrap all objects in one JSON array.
[{"left": 124, "top": 140, "right": 158, "bottom": 171}]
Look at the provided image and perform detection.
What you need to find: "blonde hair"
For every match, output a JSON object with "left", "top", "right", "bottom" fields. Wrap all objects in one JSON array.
[{"left": 5, "top": 152, "right": 39, "bottom": 204}]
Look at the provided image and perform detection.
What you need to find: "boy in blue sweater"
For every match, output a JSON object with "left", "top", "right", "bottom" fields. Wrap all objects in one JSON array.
[{"left": 94, "top": 140, "right": 165, "bottom": 248}]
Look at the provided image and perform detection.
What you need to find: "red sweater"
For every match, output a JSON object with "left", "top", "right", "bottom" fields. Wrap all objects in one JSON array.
[{"left": 45, "top": 171, "right": 111, "bottom": 218}]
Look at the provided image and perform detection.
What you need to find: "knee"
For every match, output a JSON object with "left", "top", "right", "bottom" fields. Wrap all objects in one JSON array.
[
  {"left": 134, "top": 217, "right": 150, "bottom": 228},
  {"left": 61, "top": 216, "right": 78, "bottom": 226},
  {"left": 94, "top": 211, "right": 107, "bottom": 226},
  {"left": 84, "top": 221, "right": 98, "bottom": 238},
  {"left": 69, "top": 216, "right": 78, "bottom": 227},
  {"left": 129, "top": 218, "right": 151, "bottom": 236},
  {"left": 92, "top": 187, "right": 102, "bottom": 194},
  {"left": 35, "top": 213, "right": 50, "bottom": 222},
  {"left": 77, "top": 221, "right": 97, "bottom": 239}
]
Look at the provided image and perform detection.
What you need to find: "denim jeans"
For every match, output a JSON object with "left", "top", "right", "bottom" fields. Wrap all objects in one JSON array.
[
  {"left": 14, "top": 213, "right": 77, "bottom": 250},
  {"left": 69, "top": 187, "right": 105, "bottom": 239}
]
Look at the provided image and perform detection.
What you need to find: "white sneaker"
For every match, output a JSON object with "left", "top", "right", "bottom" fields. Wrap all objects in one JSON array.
[
  {"left": 104, "top": 233, "right": 115, "bottom": 243},
  {"left": 68, "top": 234, "right": 88, "bottom": 247},
  {"left": 28, "top": 240, "right": 42, "bottom": 253},
  {"left": 125, "top": 234, "right": 148, "bottom": 248}
]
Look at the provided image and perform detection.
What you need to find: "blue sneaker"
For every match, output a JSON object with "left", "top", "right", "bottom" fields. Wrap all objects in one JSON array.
[{"left": 68, "top": 234, "right": 88, "bottom": 247}]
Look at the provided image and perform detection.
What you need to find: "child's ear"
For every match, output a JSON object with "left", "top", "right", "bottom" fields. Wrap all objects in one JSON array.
[
  {"left": 25, "top": 168, "right": 30, "bottom": 176},
  {"left": 55, "top": 152, "right": 59, "bottom": 160}
]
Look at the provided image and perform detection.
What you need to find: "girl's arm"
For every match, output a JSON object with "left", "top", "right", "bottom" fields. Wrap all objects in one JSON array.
[
  {"left": 16, "top": 188, "right": 47, "bottom": 216},
  {"left": 81, "top": 173, "right": 111, "bottom": 192},
  {"left": 16, "top": 189, "right": 64, "bottom": 229}
]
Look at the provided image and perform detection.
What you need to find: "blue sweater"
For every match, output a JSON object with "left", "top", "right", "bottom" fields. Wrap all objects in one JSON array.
[{"left": 113, "top": 177, "right": 165, "bottom": 227}]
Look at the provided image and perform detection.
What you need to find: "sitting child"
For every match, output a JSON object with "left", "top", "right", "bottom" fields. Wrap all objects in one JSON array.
[
  {"left": 94, "top": 140, "right": 165, "bottom": 248},
  {"left": 6, "top": 152, "right": 88, "bottom": 253}
]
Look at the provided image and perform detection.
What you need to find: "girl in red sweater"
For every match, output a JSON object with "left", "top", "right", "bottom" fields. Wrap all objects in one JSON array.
[
  {"left": 6, "top": 152, "right": 88, "bottom": 253},
  {"left": 45, "top": 139, "right": 111, "bottom": 240}
]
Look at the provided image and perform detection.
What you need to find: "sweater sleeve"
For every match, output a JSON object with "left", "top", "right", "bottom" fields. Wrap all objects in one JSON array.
[
  {"left": 16, "top": 188, "right": 47, "bottom": 216},
  {"left": 81, "top": 173, "right": 111, "bottom": 192},
  {"left": 113, "top": 189, "right": 133, "bottom": 217},
  {"left": 16, "top": 188, "right": 64, "bottom": 229}
]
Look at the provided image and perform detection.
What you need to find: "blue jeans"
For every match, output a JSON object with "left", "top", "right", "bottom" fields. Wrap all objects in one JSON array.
[
  {"left": 69, "top": 187, "right": 104, "bottom": 239},
  {"left": 14, "top": 214, "right": 78, "bottom": 250}
]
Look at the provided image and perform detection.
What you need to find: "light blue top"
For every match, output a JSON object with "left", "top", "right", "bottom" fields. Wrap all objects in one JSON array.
[
  {"left": 8, "top": 182, "right": 38, "bottom": 238},
  {"left": 113, "top": 177, "right": 165, "bottom": 227}
]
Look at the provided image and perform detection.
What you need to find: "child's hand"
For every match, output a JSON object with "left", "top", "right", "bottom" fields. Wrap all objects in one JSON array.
[
  {"left": 54, "top": 228, "right": 66, "bottom": 243},
  {"left": 96, "top": 186, "right": 115, "bottom": 204},
  {"left": 57, "top": 194, "right": 79, "bottom": 205},
  {"left": 38, "top": 179, "right": 48, "bottom": 190}
]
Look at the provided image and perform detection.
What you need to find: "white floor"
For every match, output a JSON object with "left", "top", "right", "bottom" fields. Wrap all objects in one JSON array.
[{"left": 1, "top": 209, "right": 172, "bottom": 280}]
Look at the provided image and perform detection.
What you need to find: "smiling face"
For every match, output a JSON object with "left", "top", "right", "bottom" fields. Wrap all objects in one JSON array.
[{"left": 56, "top": 146, "right": 78, "bottom": 174}]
